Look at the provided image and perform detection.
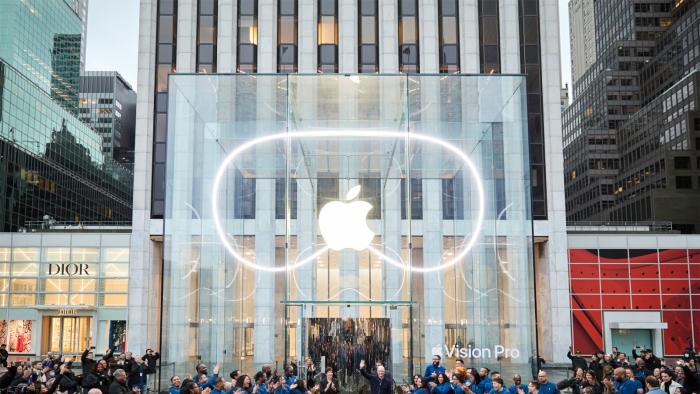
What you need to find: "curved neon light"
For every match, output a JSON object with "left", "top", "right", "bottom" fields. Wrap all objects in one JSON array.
[{"left": 211, "top": 130, "right": 485, "bottom": 273}]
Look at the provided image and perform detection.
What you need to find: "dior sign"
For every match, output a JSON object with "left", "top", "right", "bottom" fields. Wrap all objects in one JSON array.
[{"left": 47, "top": 263, "right": 91, "bottom": 276}]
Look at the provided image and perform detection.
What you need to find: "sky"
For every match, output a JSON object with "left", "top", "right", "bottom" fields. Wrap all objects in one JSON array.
[{"left": 85, "top": 0, "right": 573, "bottom": 93}]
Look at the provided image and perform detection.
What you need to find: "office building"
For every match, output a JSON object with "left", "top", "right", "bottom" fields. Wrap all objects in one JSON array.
[
  {"left": 129, "top": 0, "right": 567, "bottom": 383},
  {"left": 0, "top": 0, "right": 132, "bottom": 231},
  {"left": 568, "top": 0, "right": 596, "bottom": 86},
  {"left": 563, "top": 0, "right": 700, "bottom": 232},
  {"left": 79, "top": 71, "right": 137, "bottom": 167}
]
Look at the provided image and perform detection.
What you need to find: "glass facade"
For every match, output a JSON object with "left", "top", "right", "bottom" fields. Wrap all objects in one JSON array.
[
  {"left": 196, "top": 0, "right": 217, "bottom": 73},
  {"left": 478, "top": 0, "right": 501, "bottom": 74},
  {"left": 237, "top": 0, "right": 258, "bottom": 73},
  {"left": 278, "top": 0, "right": 298, "bottom": 73},
  {"left": 398, "top": 0, "right": 419, "bottom": 73},
  {"left": 161, "top": 73, "right": 535, "bottom": 386},
  {"left": 0, "top": 0, "right": 84, "bottom": 114},
  {"left": 318, "top": 0, "right": 338, "bottom": 73},
  {"left": 518, "top": 0, "right": 547, "bottom": 219},
  {"left": 438, "top": 0, "right": 460, "bottom": 73},
  {"left": 153, "top": 0, "right": 178, "bottom": 218},
  {"left": 358, "top": 0, "right": 379, "bottom": 73},
  {"left": 0, "top": 60, "right": 133, "bottom": 231}
]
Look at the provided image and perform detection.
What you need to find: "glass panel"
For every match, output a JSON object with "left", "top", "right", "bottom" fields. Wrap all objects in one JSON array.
[
  {"left": 278, "top": 16, "right": 296, "bottom": 44},
  {"left": 70, "top": 294, "right": 96, "bottom": 306},
  {"left": 360, "top": 16, "right": 377, "bottom": 44},
  {"left": 104, "top": 248, "right": 130, "bottom": 262},
  {"left": 238, "top": 16, "right": 258, "bottom": 45},
  {"left": 103, "top": 263, "right": 129, "bottom": 277},
  {"left": 104, "top": 294, "right": 128, "bottom": 307},
  {"left": 45, "top": 294, "right": 69, "bottom": 305},
  {"left": 0, "top": 248, "right": 10, "bottom": 262},
  {"left": 44, "top": 278, "right": 69, "bottom": 292},
  {"left": 104, "top": 279, "right": 129, "bottom": 292},
  {"left": 12, "top": 248, "right": 39, "bottom": 261},
  {"left": 198, "top": 16, "right": 216, "bottom": 44},
  {"left": 72, "top": 248, "right": 99, "bottom": 262},
  {"left": 399, "top": 17, "right": 418, "bottom": 44},
  {"left": 71, "top": 279, "right": 97, "bottom": 292},
  {"left": 12, "top": 263, "right": 39, "bottom": 277},
  {"left": 318, "top": 16, "right": 337, "bottom": 44},
  {"left": 45, "top": 248, "right": 71, "bottom": 262}
]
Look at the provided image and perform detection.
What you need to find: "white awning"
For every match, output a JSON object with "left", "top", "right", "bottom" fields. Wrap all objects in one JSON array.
[{"left": 609, "top": 322, "right": 668, "bottom": 329}]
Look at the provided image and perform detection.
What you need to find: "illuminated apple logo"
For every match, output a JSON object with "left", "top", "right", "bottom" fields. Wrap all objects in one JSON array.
[{"left": 318, "top": 185, "right": 375, "bottom": 251}]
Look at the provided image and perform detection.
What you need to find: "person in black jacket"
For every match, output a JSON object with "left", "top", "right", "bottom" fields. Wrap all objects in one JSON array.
[
  {"left": 0, "top": 365, "right": 18, "bottom": 389},
  {"left": 83, "top": 345, "right": 115, "bottom": 375},
  {"left": 567, "top": 347, "right": 588, "bottom": 373},
  {"left": 318, "top": 368, "right": 339, "bottom": 394},
  {"left": 0, "top": 344, "right": 8, "bottom": 367},
  {"left": 82, "top": 358, "right": 112, "bottom": 394},
  {"left": 143, "top": 349, "right": 160, "bottom": 375},
  {"left": 109, "top": 369, "right": 131, "bottom": 394},
  {"left": 358, "top": 359, "right": 393, "bottom": 394},
  {"left": 128, "top": 356, "right": 148, "bottom": 393}
]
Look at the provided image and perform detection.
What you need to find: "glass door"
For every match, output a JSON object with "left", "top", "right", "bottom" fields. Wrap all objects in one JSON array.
[{"left": 44, "top": 316, "right": 93, "bottom": 354}]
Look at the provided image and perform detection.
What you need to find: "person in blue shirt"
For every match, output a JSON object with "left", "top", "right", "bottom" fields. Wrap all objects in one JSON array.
[
  {"left": 536, "top": 371, "right": 560, "bottom": 394},
  {"left": 199, "top": 363, "right": 221, "bottom": 390},
  {"left": 283, "top": 367, "right": 297, "bottom": 391},
  {"left": 424, "top": 355, "right": 447, "bottom": 383},
  {"left": 253, "top": 372, "right": 269, "bottom": 394},
  {"left": 430, "top": 373, "right": 454, "bottom": 394},
  {"left": 644, "top": 376, "right": 666, "bottom": 394},
  {"left": 478, "top": 369, "right": 493, "bottom": 394},
  {"left": 489, "top": 377, "right": 509, "bottom": 394},
  {"left": 624, "top": 369, "right": 643, "bottom": 394},
  {"left": 169, "top": 375, "right": 182, "bottom": 394},
  {"left": 613, "top": 368, "right": 640, "bottom": 394},
  {"left": 508, "top": 375, "right": 528, "bottom": 394},
  {"left": 235, "top": 375, "right": 254, "bottom": 394}
]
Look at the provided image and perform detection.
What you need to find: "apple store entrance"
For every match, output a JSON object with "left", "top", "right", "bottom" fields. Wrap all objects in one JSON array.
[{"left": 161, "top": 73, "right": 536, "bottom": 386}]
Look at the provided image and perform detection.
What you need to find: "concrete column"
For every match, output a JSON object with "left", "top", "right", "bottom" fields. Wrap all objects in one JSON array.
[
  {"left": 176, "top": 0, "right": 197, "bottom": 72},
  {"left": 217, "top": 0, "right": 236, "bottom": 72},
  {"left": 500, "top": 0, "right": 521, "bottom": 73},
  {"left": 538, "top": 0, "right": 570, "bottom": 364},
  {"left": 298, "top": 0, "right": 317, "bottom": 72},
  {"left": 420, "top": 0, "right": 439, "bottom": 73},
  {"left": 258, "top": 0, "right": 276, "bottom": 72},
  {"left": 128, "top": 0, "right": 158, "bottom": 353},
  {"left": 460, "top": 0, "right": 480, "bottom": 73}
]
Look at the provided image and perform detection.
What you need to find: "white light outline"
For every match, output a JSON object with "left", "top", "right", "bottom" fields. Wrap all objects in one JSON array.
[{"left": 211, "top": 130, "right": 485, "bottom": 273}]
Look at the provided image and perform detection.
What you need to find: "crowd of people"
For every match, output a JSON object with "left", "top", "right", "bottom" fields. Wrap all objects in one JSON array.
[
  {"left": 565, "top": 346, "right": 699, "bottom": 394},
  {"left": 0, "top": 346, "right": 697, "bottom": 394}
]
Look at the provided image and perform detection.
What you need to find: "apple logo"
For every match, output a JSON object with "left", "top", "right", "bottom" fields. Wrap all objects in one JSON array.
[{"left": 318, "top": 185, "right": 375, "bottom": 251}]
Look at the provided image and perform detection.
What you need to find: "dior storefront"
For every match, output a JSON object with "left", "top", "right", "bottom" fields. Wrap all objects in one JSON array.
[{"left": 160, "top": 73, "right": 537, "bottom": 388}]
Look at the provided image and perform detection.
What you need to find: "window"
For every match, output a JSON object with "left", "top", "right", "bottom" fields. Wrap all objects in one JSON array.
[
  {"left": 238, "top": 0, "right": 258, "bottom": 72},
  {"left": 398, "top": 0, "right": 419, "bottom": 72},
  {"left": 234, "top": 172, "right": 256, "bottom": 219},
  {"left": 275, "top": 178, "right": 297, "bottom": 219},
  {"left": 674, "top": 156, "right": 691, "bottom": 169},
  {"left": 318, "top": 0, "right": 338, "bottom": 72},
  {"left": 277, "top": 0, "right": 297, "bottom": 72},
  {"left": 152, "top": 0, "right": 178, "bottom": 218},
  {"left": 317, "top": 178, "right": 339, "bottom": 213},
  {"left": 358, "top": 0, "right": 378, "bottom": 73},
  {"left": 675, "top": 176, "right": 692, "bottom": 189},
  {"left": 359, "top": 178, "right": 381, "bottom": 219},
  {"left": 438, "top": 0, "right": 460, "bottom": 73},
  {"left": 401, "top": 178, "right": 423, "bottom": 219},
  {"left": 479, "top": 0, "right": 501, "bottom": 73},
  {"left": 442, "top": 176, "right": 464, "bottom": 220},
  {"left": 197, "top": 0, "right": 218, "bottom": 73},
  {"left": 519, "top": 0, "right": 547, "bottom": 219}
]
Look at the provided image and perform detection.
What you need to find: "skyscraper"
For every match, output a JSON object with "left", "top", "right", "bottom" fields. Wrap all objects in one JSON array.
[
  {"left": 79, "top": 71, "right": 137, "bottom": 168},
  {"left": 564, "top": 0, "right": 700, "bottom": 233},
  {"left": 568, "top": 0, "right": 596, "bottom": 85},
  {"left": 0, "top": 0, "right": 132, "bottom": 231}
]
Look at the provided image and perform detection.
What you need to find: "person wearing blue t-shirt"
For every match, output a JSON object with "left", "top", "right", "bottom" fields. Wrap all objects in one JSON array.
[
  {"left": 424, "top": 355, "right": 447, "bottom": 383},
  {"left": 478, "top": 368, "right": 493, "bottom": 394},
  {"left": 508, "top": 375, "right": 528, "bottom": 394},
  {"left": 613, "top": 368, "right": 640, "bottom": 394},
  {"left": 536, "top": 371, "right": 559, "bottom": 394},
  {"left": 489, "top": 377, "right": 509, "bottom": 394},
  {"left": 430, "top": 373, "right": 454, "bottom": 394}
]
